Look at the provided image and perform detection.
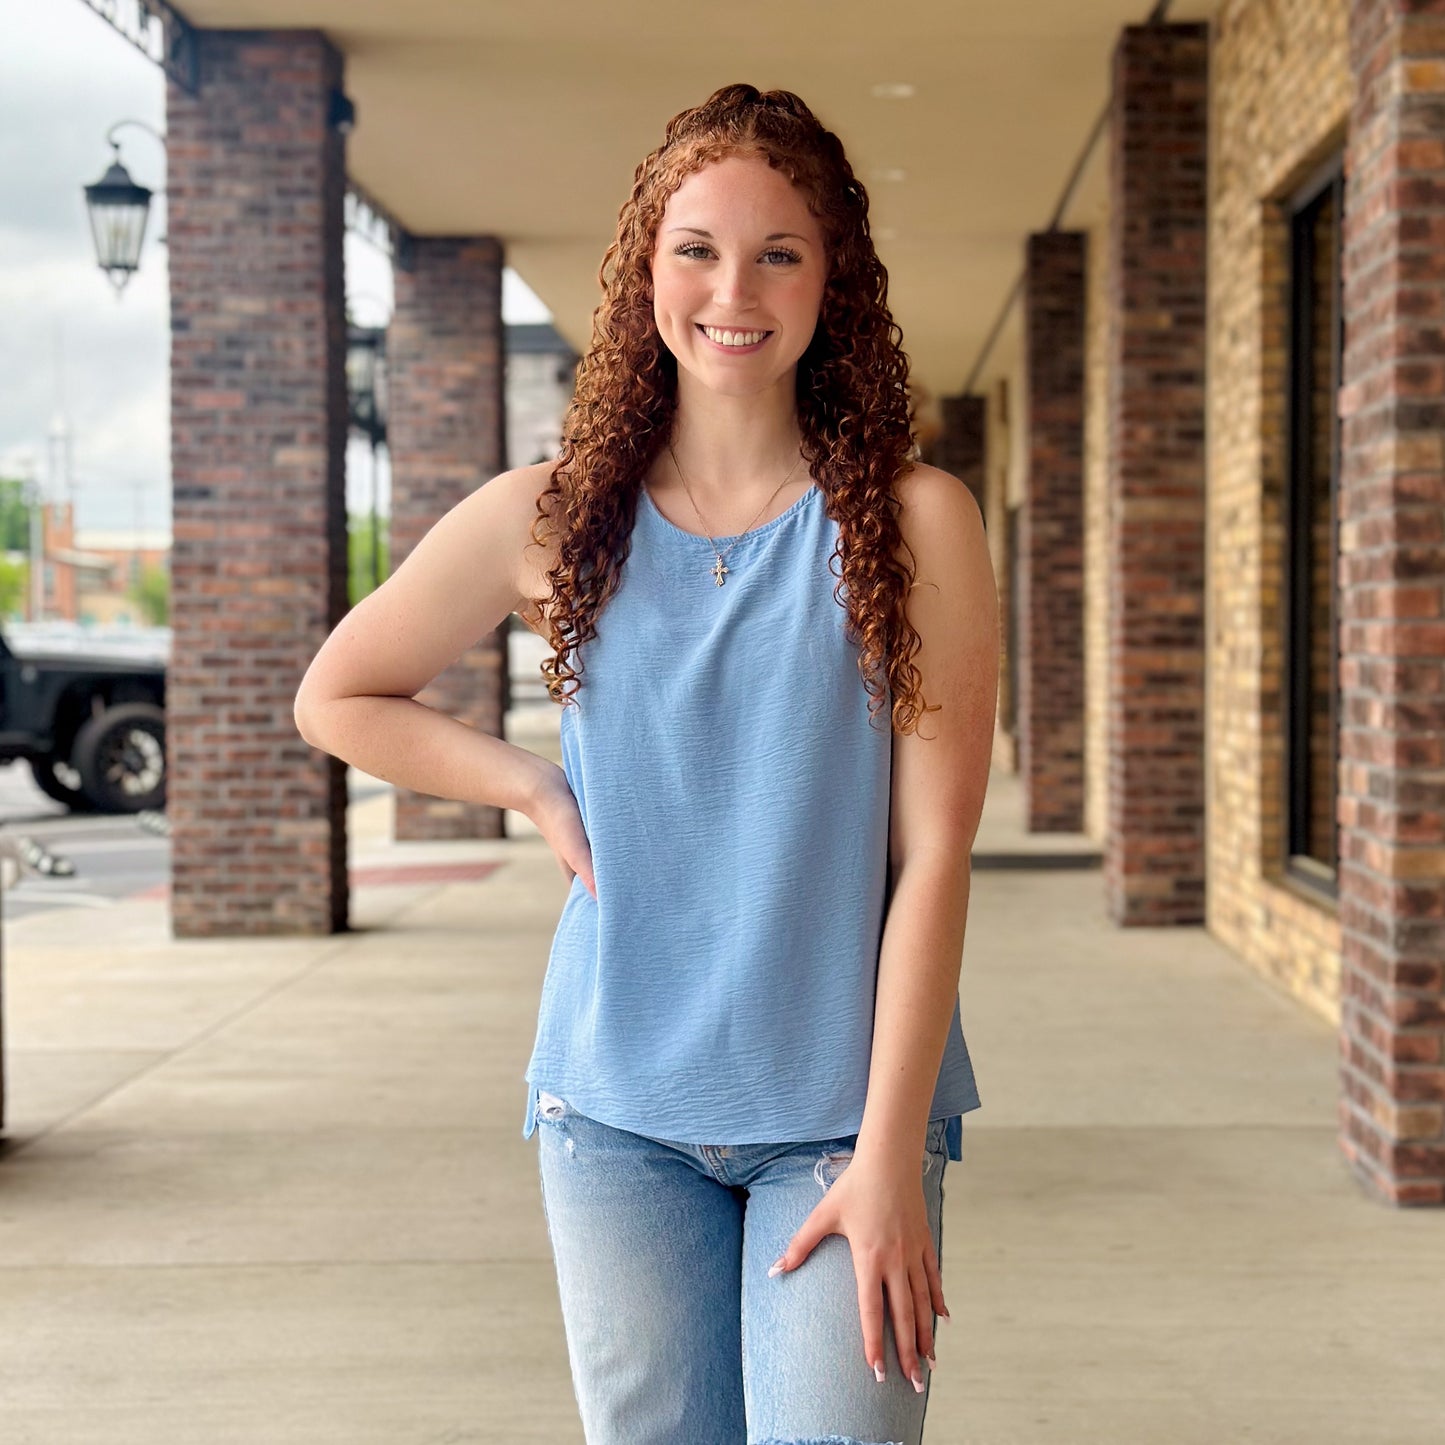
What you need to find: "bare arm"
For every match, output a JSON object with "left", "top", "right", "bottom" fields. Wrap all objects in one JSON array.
[
  {"left": 296, "top": 695, "right": 550, "bottom": 815},
  {"left": 856, "top": 465, "right": 1000, "bottom": 1166},
  {"left": 293, "top": 462, "right": 556, "bottom": 819},
  {"left": 770, "top": 464, "right": 999, "bottom": 1389}
]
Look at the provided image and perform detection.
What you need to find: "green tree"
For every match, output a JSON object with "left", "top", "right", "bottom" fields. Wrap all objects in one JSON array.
[
  {"left": 0, "top": 555, "right": 27, "bottom": 619},
  {"left": 129, "top": 562, "right": 169, "bottom": 625},
  {"left": 349, "top": 512, "right": 390, "bottom": 606},
  {"left": 0, "top": 478, "right": 33, "bottom": 551}
]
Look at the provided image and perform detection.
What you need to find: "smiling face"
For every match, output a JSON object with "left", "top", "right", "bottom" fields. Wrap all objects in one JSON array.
[{"left": 649, "top": 152, "right": 828, "bottom": 400}]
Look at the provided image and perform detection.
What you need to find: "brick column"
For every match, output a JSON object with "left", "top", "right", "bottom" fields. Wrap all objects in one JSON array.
[
  {"left": 1337, "top": 0, "right": 1445, "bottom": 1206},
  {"left": 167, "top": 30, "right": 349, "bottom": 937},
  {"left": 1103, "top": 22, "right": 1210, "bottom": 927},
  {"left": 388, "top": 237, "right": 509, "bottom": 842},
  {"left": 934, "top": 394, "right": 987, "bottom": 523},
  {"left": 1021, "top": 232, "right": 1086, "bottom": 833}
]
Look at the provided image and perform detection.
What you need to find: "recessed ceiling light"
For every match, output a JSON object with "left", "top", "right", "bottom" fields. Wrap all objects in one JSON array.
[
  {"left": 871, "top": 166, "right": 907, "bottom": 183},
  {"left": 871, "top": 83, "right": 916, "bottom": 100}
]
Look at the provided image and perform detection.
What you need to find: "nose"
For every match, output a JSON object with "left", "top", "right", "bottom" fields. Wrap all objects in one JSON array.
[{"left": 711, "top": 256, "right": 759, "bottom": 313}]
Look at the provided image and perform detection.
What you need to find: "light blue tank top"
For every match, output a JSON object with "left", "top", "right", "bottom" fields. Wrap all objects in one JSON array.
[{"left": 521, "top": 476, "right": 981, "bottom": 1159}]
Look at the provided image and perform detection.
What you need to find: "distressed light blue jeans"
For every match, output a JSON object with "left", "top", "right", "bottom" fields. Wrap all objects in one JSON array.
[{"left": 532, "top": 1089, "right": 951, "bottom": 1445}]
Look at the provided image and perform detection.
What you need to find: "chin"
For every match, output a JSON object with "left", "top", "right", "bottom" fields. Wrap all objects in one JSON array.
[
  {"left": 679, "top": 347, "right": 802, "bottom": 393},
  {"left": 689, "top": 370, "right": 783, "bottom": 399}
]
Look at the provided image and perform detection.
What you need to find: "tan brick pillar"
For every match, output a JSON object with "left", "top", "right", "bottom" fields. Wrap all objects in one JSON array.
[
  {"left": 1336, "top": 0, "right": 1445, "bottom": 1205},
  {"left": 934, "top": 394, "right": 987, "bottom": 523},
  {"left": 1104, "top": 23, "right": 1209, "bottom": 927},
  {"left": 388, "top": 237, "right": 509, "bottom": 842},
  {"left": 1021, "top": 232, "right": 1087, "bottom": 834},
  {"left": 166, "top": 30, "right": 349, "bottom": 936}
]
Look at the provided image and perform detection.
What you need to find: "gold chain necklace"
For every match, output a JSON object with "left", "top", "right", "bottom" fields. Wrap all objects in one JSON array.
[{"left": 666, "top": 443, "right": 806, "bottom": 587}]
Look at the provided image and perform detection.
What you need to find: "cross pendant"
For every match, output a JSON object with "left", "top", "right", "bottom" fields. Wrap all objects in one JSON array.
[{"left": 711, "top": 556, "right": 729, "bottom": 586}]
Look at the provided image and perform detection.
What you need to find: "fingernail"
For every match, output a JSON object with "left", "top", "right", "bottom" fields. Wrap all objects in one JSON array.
[
  {"left": 926, "top": 1351, "right": 937, "bottom": 1369},
  {"left": 938, "top": 1310, "right": 952, "bottom": 1324},
  {"left": 873, "top": 1360, "right": 885, "bottom": 1383},
  {"left": 767, "top": 1257, "right": 785, "bottom": 1278},
  {"left": 911, "top": 1370, "right": 925, "bottom": 1393}
]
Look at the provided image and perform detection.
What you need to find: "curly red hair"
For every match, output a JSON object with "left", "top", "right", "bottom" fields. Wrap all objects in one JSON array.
[{"left": 528, "top": 82, "right": 939, "bottom": 735}]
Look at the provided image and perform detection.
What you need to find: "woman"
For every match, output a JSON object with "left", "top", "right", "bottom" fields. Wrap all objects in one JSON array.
[{"left": 296, "top": 83, "right": 998, "bottom": 1445}]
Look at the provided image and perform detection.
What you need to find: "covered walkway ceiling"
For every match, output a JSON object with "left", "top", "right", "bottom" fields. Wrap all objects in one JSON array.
[{"left": 179, "top": 0, "right": 1217, "bottom": 404}]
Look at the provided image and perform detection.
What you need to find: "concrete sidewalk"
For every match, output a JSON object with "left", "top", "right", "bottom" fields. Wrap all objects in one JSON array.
[{"left": 0, "top": 710, "right": 1441, "bottom": 1443}]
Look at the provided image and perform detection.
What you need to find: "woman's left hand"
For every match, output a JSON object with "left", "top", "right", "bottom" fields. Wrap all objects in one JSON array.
[{"left": 768, "top": 1147, "right": 947, "bottom": 1391}]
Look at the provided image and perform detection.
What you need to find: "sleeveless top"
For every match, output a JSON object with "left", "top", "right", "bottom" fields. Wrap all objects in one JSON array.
[{"left": 521, "top": 476, "right": 982, "bottom": 1160}]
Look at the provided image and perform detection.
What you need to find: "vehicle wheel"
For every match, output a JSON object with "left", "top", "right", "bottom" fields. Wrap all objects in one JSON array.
[
  {"left": 28, "top": 755, "right": 101, "bottom": 813},
  {"left": 71, "top": 702, "right": 167, "bottom": 814}
]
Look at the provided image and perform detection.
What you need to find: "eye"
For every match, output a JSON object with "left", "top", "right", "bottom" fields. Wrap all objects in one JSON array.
[{"left": 670, "top": 242, "right": 803, "bottom": 265}]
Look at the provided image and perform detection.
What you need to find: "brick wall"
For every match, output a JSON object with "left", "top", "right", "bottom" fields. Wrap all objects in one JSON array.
[
  {"left": 167, "top": 30, "right": 349, "bottom": 936},
  {"left": 1104, "top": 23, "right": 1210, "bottom": 925},
  {"left": 996, "top": 360, "right": 1029, "bottom": 773},
  {"left": 1020, "top": 232, "right": 1087, "bottom": 832},
  {"left": 1208, "top": 0, "right": 1351, "bottom": 1012},
  {"left": 1082, "top": 194, "right": 1111, "bottom": 848},
  {"left": 981, "top": 377, "right": 1019, "bottom": 772},
  {"left": 1336, "top": 0, "right": 1445, "bottom": 1204},
  {"left": 388, "top": 237, "right": 509, "bottom": 842},
  {"left": 934, "top": 394, "right": 986, "bottom": 520}
]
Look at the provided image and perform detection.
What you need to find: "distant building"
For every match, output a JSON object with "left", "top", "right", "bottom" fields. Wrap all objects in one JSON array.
[
  {"left": 506, "top": 322, "right": 578, "bottom": 468},
  {"left": 32, "top": 500, "right": 170, "bottom": 626}
]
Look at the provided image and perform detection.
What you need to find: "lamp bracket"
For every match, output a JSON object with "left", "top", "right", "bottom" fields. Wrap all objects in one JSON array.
[{"left": 82, "top": 1, "right": 199, "bottom": 95}]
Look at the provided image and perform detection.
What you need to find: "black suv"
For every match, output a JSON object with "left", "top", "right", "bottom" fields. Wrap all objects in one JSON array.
[{"left": 0, "top": 624, "right": 167, "bottom": 814}]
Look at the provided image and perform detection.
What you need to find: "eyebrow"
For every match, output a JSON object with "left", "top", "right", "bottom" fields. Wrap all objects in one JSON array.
[{"left": 666, "top": 227, "right": 811, "bottom": 243}]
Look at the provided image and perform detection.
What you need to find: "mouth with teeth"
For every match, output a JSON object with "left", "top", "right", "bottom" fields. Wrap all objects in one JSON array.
[{"left": 696, "top": 323, "right": 773, "bottom": 352}]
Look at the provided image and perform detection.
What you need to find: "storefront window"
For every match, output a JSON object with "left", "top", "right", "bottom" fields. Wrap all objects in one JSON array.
[{"left": 1284, "top": 156, "right": 1344, "bottom": 895}]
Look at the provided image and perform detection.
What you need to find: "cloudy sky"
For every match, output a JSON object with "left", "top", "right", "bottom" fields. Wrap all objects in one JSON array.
[{"left": 0, "top": 0, "right": 548, "bottom": 540}]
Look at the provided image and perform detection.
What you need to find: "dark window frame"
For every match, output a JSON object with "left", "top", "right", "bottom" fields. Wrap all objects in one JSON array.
[
  {"left": 1005, "top": 503, "right": 1020, "bottom": 738},
  {"left": 1282, "top": 151, "right": 1344, "bottom": 901}
]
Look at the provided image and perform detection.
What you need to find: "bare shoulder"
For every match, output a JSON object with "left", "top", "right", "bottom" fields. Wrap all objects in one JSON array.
[
  {"left": 888, "top": 460, "right": 998, "bottom": 694},
  {"left": 484, "top": 460, "right": 565, "bottom": 635},
  {"left": 293, "top": 458, "right": 564, "bottom": 722},
  {"left": 892, "top": 461, "right": 984, "bottom": 547},
  {"left": 485, "top": 457, "right": 563, "bottom": 538},
  {"left": 890, "top": 462, "right": 988, "bottom": 599},
  {"left": 885, "top": 466, "right": 999, "bottom": 863}
]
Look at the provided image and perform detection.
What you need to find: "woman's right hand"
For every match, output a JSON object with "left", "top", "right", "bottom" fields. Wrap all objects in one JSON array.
[{"left": 528, "top": 762, "right": 596, "bottom": 900}]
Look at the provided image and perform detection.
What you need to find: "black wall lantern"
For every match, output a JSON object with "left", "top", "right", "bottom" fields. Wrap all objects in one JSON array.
[{"left": 84, "top": 119, "right": 166, "bottom": 296}]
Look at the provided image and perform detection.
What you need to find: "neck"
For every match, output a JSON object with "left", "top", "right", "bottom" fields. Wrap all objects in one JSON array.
[{"left": 663, "top": 369, "right": 805, "bottom": 500}]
